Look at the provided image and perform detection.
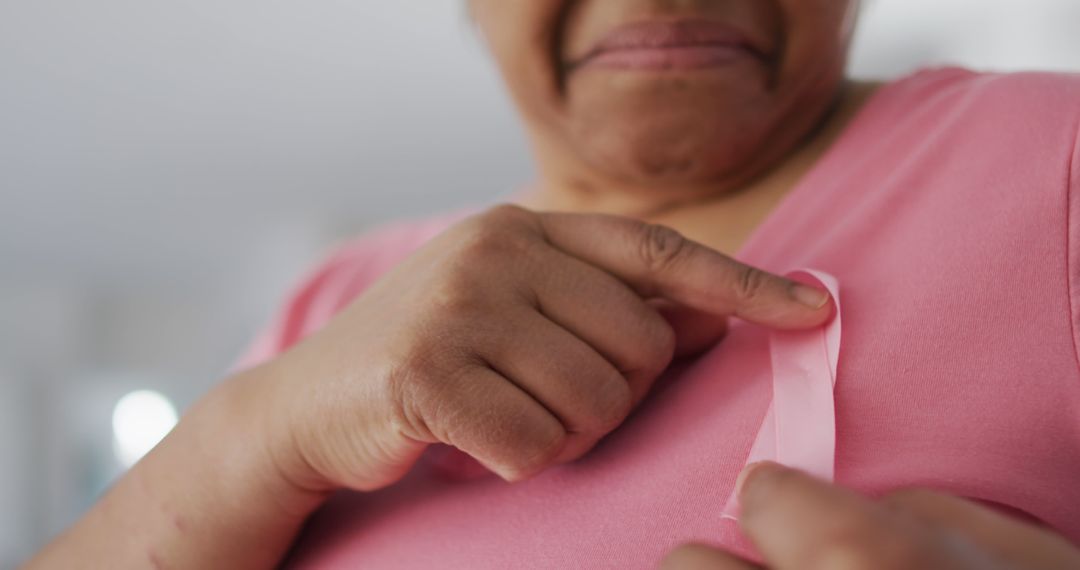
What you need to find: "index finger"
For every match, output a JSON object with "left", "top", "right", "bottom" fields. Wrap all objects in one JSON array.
[{"left": 536, "top": 212, "right": 833, "bottom": 330}]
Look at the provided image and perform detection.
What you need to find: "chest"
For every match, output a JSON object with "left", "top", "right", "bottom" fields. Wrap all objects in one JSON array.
[
  {"left": 286, "top": 259, "right": 1080, "bottom": 569},
  {"left": 289, "top": 168, "right": 1080, "bottom": 568}
]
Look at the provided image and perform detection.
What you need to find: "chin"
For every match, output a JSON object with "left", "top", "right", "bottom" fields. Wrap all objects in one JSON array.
[
  {"left": 569, "top": 102, "right": 773, "bottom": 187},
  {"left": 563, "top": 69, "right": 777, "bottom": 186},
  {"left": 583, "top": 131, "right": 747, "bottom": 186}
]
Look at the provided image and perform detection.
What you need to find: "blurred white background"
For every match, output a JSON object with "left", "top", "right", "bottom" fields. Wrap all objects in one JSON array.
[{"left": 1, "top": 0, "right": 1078, "bottom": 564}]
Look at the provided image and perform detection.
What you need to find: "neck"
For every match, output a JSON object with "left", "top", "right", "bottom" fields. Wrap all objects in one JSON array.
[{"left": 517, "top": 81, "right": 880, "bottom": 247}]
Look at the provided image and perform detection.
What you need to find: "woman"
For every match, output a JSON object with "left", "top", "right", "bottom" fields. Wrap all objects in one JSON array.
[{"left": 26, "top": 1, "right": 1080, "bottom": 568}]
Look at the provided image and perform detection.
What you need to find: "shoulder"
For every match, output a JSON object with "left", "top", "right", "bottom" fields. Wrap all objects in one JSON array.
[
  {"left": 863, "top": 67, "right": 1080, "bottom": 148},
  {"left": 842, "top": 67, "right": 1080, "bottom": 191},
  {"left": 878, "top": 66, "right": 1080, "bottom": 116},
  {"left": 859, "top": 68, "right": 1080, "bottom": 380},
  {"left": 232, "top": 208, "right": 477, "bottom": 370}
]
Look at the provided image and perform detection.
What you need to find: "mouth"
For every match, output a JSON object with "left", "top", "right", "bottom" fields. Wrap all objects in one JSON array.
[{"left": 568, "top": 18, "right": 771, "bottom": 73}]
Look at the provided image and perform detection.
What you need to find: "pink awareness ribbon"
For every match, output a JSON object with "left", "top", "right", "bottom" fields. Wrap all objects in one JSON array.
[{"left": 722, "top": 269, "right": 842, "bottom": 520}]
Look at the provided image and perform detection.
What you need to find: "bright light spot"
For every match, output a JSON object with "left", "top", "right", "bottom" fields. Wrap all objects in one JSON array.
[{"left": 112, "top": 390, "right": 178, "bottom": 468}]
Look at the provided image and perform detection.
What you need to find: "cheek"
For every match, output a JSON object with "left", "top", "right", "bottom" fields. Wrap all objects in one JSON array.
[
  {"left": 778, "top": 0, "right": 854, "bottom": 74},
  {"left": 473, "top": 0, "right": 569, "bottom": 120},
  {"left": 773, "top": 0, "right": 852, "bottom": 102}
]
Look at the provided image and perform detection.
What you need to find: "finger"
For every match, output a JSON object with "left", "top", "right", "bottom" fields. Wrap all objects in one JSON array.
[
  {"left": 736, "top": 462, "right": 986, "bottom": 570},
  {"left": 648, "top": 299, "right": 729, "bottom": 358},
  {"left": 427, "top": 363, "right": 567, "bottom": 482},
  {"left": 536, "top": 212, "right": 833, "bottom": 329},
  {"left": 661, "top": 544, "right": 760, "bottom": 570},
  {"left": 481, "top": 308, "right": 632, "bottom": 463},
  {"left": 737, "top": 462, "right": 886, "bottom": 569},
  {"left": 885, "top": 490, "right": 1080, "bottom": 569},
  {"left": 526, "top": 248, "right": 678, "bottom": 402}
]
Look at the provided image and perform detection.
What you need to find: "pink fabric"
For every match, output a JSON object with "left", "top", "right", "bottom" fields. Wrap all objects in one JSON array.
[{"left": 238, "top": 68, "right": 1080, "bottom": 568}]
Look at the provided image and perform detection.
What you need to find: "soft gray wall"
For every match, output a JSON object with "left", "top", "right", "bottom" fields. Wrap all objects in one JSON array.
[{"left": 1, "top": 0, "right": 1078, "bottom": 564}]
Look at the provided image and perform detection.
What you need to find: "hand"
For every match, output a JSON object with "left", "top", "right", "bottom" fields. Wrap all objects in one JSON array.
[
  {"left": 259, "top": 205, "right": 834, "bottom": 495},
  {"left": 23, "top": 206, "right": 832, "bottom": 570},
  {"left": 662, "top": 462, "right": 1080, "bottom": 569}
]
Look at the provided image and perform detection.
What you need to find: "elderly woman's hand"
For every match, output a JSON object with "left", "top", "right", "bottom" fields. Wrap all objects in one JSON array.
[
  {"left": 27, "top": 204, "right": 834, "bottom": 570},
  {"left": 258, "top": 204, "right": 833, "bottom": 495},
  {"left": 662, "top": 462, "right": 1080, "bottom": 570}
]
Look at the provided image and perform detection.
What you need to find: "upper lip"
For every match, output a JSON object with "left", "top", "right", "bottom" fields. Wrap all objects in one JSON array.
[{"left": 570, "top": 18, "right": 772, "bottom": 69}]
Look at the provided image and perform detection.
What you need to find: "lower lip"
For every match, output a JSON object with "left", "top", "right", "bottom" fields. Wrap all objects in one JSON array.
[{"left": 578, "top": 45, "right": 758, "bottom": 71}]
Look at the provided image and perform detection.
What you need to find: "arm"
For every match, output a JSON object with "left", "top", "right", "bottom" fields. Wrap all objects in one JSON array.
[{"left": 25, "top": 366, "right": 326, "bottom": 569}]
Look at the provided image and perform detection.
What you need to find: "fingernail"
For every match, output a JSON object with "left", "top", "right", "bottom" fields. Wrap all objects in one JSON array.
[{"left": 792, "top": 284, "right": 830, "bottom": 309}]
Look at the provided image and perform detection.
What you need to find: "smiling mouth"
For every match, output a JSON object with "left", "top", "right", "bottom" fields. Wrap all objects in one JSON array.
[{"left": 568, "top": 19, "right": 770, "bottom": 72}]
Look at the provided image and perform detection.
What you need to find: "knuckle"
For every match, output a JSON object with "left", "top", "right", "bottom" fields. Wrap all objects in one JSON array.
[
  {"left": 590, "top": 375, "right": 634, "bottom": 431},
  {"left": 643, "top": 319, "right": 678, "bottom": 368},
  {"left": 453, "top": 209, "right": 538, "bottom": 265},
  {"left": 507, "top": 424, "right": 566, "bottom": 479},
  {"left": 638, "top": 223, "right": 689, "bottom": 273},
  {"left": 734, "top": 264, "right": 769, "bottom": 303},
  {"left": 482, "top": 203, "right": 533, "bottom": 225},
  {"left": 457, "top": 222, "right": 511, "bottom": 259},
  {"left": 622, "top": 320, "right": 677, "bottom": 380},
  {"left": 426, "top": 276, "right": 483, "bottom": 318}
]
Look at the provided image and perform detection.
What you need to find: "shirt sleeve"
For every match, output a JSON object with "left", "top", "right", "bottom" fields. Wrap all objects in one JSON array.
[
  {"left": 230, "top": 244, "right": 378, "bottom": 373},
  {"left": 228, "top": 211, "right": 470, "bottom": 373}
]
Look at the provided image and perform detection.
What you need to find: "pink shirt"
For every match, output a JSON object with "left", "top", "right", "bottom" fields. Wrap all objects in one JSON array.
[{"left": 239, "top": 68, "right": 1080, "bottom": 568}]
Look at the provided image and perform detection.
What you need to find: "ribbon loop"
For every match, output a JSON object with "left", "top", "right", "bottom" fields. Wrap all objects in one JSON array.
[{"left": 723, "top": 269, "right": 842, "bottom": 520}]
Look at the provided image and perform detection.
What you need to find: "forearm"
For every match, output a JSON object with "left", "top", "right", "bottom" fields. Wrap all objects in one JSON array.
[{"left": 25, "top": 367, "right": 330, "bottom": 570}]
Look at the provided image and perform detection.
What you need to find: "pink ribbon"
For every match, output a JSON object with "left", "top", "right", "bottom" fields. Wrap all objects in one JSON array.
[{"left": 722, "top": 269, "right": 842, "bottom": 520}]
